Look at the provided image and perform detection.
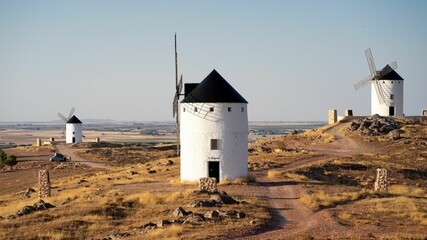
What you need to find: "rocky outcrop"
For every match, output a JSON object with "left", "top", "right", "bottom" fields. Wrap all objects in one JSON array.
[{"left": 349, "top": 115, "right": 401, "bottom": 136}]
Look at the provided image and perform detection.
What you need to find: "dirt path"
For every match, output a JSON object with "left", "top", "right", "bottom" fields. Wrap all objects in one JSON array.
[
  {"left": 237, "top": 122, "right": 376, "bottom": 239},
  {"left": 55, "top": 143, "right": 113, "bottom": 170}
]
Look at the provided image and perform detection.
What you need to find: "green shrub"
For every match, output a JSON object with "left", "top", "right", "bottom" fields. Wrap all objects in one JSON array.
[{"left": 4, "top": 155, "right": 17, "bottom": 166}]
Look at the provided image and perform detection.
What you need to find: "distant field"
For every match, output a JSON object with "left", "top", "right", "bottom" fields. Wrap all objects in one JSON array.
[{"left": 0, "top": 121, "right": 326, "bottom": 147}]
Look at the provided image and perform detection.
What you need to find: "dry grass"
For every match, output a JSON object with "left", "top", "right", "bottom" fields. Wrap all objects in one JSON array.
[
  {"left": 267, "top": 170, "right": 308, "bottom": 181},
  {"left": 299, "top": 190, "right": 368, "bottom": 209}
]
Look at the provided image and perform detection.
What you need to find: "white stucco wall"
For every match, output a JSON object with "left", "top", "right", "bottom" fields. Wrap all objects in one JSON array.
[
  {"left": 66, "top": 123, "right": 83, "bottom": 144},
  {"left": 180, "top": 102, "right": 248, "bottom": 182},
  {"left": 371, "top": 79, "right": 403, "bottom": 116}
]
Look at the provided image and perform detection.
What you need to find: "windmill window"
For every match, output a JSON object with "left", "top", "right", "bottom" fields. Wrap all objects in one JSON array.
[
  {"left": 210, "top": 139, "right": 219, "bottom": 150},
  {"left": 383, "top": 81, "right": 385, "bottom": 83},
  {"left": 228, "top": 107, "right": 232, "bottom": 112},
  {"left": 194, "top": 107, "right": 198, "bottom": 112},
  {"left": 183, "top": 108, "right": 186, "bottom": 112},
  {"left": 210, "top": 107, "right": 214, "bottom": 112},
  {"left": 73, "top": 131, "right": 75, "bottom": 134},
  {"left": 391, "top": 81, "right": 394, "bottom": 84},
  {"left": 241, "top": 107, "right": 244, "bottom": 112},
  {"left": 390, "top": 94, "right": 394, "bottom": 100}
]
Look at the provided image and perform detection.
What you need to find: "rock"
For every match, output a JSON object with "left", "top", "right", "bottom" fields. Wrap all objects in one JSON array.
[
  {"left": 127, "top": 170, "right": 137, "bottom": 176},
  {"left": 210, "top": 194, "right": 238, "bottom": 204},
  {"left": 156, "top": 220, "right": 171, "bottom": 227},
  {"left": 33, "top": 200, "right": 55, "bottom": 211},
  {"left": 77, "top": 179, "right": 87, "bottom": 184},
  {"left": 183, "top": 213, "right": 205, "bottom": 224},
  {"left": 236, "top": 212, "right": 246, "bottom": 219},
  {"left": 148, "top": 170, "right": 157, "bottom": 174},
  {"left": 188, "top": 199, "right": 217, "bottom": 207},
  {"left": 173, "top": 207, "right": 188, "bottom": 218},
  {"left": 204, "top": 210, "right": 219, "bottom": 219},
  {"left": 388, "top": 129, "right": 401, "bottom": 140},
  {"left": 250, "top": 219, "right": 258, "bottom": 225},
  {"left": 142, "top": 222, "right": 157, "bottom": 230},
  {"left": 165, "top": 160, "right": 174, "bottom": 166},
  {"left": 16, "top": 206, "right": 35, "bottom": 216},
  {"left": 22, "top": 188, "right": 35, "bottom": 198}
]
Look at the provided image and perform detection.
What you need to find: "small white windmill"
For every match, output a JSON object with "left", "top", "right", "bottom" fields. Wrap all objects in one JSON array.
[
  {"left": 354, "top": 48, "right": 404, "bottom": 116},
  {"left": 57, "top": 107, "right": 83, "bottom": 144}
]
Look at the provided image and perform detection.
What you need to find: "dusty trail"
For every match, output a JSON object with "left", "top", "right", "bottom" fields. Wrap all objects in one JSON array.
[
  {"left": 55, "top": 143, "right": 113, "bottom": 170},
  {"left": 238, "top": 123, "right": 376, "bottom": 239}
]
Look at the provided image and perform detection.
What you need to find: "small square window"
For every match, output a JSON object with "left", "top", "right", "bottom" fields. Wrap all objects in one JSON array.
[
  {"left": 228, "top": 107, "right": 232, "bottom": 112},
  {"left": 194, "top": 107, "right": 198, "bottom": 112},
  {"left": 210, "top": 107, "right": 214, "bottom": 112},
  {"left": 183, "top": 108, "right": 186, "bottom": 112},
  {"left": 241, "top": 107, "right": 244, "bottom": 112},
  {"left": 210, "top": 139, "right": 219, "bottom": 150},
  {"left": 390, "top": 94, "right": 394, "bottom": 100}
]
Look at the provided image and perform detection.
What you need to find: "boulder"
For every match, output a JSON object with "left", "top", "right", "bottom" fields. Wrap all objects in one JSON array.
[
  {"left": 210, "top": 194, "right": 238, "bottom": 204},
  {"left": 33, "top": 200, "right": 55, "bottom": 211},
  {"left": 173, "top": 207, "right": 188, "bottom": 217},
  {"left": 156, "top": 220, "right": 171, "bottom": 227},
  {"left": 188, "top": 199, "right": 217, "bottom": 207},
  {"left": 16, "top": 206, "right": 35, "bottom": 216},
  {"left": 183, "top": 213, "right": 205, "bottom": 224},
  {"left": 165, "top": 160, "right": 174, "bottom": 166},
  {"left": 22, "top": 188, "right": 35, "bottom": 198},
  {"left": 204, "top": 210, "right": 219, "bottom": 219},
  {"left": 388, "top": 129, "right": 401, "bottom": 140}
]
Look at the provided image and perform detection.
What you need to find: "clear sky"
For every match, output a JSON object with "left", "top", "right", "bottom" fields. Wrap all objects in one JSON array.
[{"left": 1, "top": 0, "right": 426, "bottom": 122}]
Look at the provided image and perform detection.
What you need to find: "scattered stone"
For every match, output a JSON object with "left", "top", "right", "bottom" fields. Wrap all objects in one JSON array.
[
  {"left": 22, "top": 188, "right": 35, "bottom": 198},
  {"left": 236, "top": 212, "right": 246, "bottom": 219},
  {"left": 204, "top": 210, "right": 219, "bottom": 219},
  {"left": 173, "top": 207, "right": 188, "bottom": 217},
  {"left": 183, "top": 213, "right": 205, "bottom": 224},
  {"left": 165, "top": 160, "right": 174, "bottom": 166},
  {"left": 142, "top": 222, "right": 157, "bottom": 230},
  {"left": 77, "top": 179, "right": 88, "bottom": 184},
  {"left": 16, "top": 206, "right": 35, "bottom": 216},
  {"left": 210, "top": 193, "right": 238, "bottom": 204},
  {"left": 250, "top": 219, "right": 258, "bottom": 225},
  {"left": 148, "top": 170, "right": 157, "bottom": 174},
  {"left": 188, "top": 199, "right": 218, "bottom": 207},
  {"left": 33, "top": 199, "right": 55, "bottom": 211},
  {"left": 388, "top": 129, "right": 402, "bottom": 140},
  {"left": 156, "top": 219, "right": 171, "bottom": 227},
  {"left": 127, "top": 170, "right": 137, "bottom": 176}
]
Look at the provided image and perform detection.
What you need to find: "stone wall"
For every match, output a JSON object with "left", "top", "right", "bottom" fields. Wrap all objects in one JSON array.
[
  {"left": 39, "top": 170, "right": 51, "bottom": 198},
  {"left": 199, "top": 177, "right": 218, "bottom": 193},
  {"left": 374, "top": 168, "right": 388, "bottom": 192}
]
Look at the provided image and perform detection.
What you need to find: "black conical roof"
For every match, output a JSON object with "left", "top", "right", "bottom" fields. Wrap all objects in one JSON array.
[
  {"left": 378, "top": 65, "right": 404, "bottom": 80},
  {"left": 181, "top": 69, "right": 248, "bottom": 103},
  {"left": 66, "top": 115, "right": 82, "bottom": 124}
]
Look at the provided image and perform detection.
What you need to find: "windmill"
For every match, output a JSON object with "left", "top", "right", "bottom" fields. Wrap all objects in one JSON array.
[
  {"left": 172, "top": 33, "right": 183, "bottom": 155},
  {"left": 57, "top": 107, "right": 83, "bottom": 144},
  {"left": 354, "top": 48, "right": 404, "bottom": 116}
]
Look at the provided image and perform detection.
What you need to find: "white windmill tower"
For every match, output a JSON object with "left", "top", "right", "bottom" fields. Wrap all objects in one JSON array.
[
  {"left": 354, "top": 48, "right": 404, "bottom": 116},
  {"left": 57, "top": 108, "right": 83, "bottom": 144},
  {"left": 180, "top": 69, "right": 248, "bottom": 183}
]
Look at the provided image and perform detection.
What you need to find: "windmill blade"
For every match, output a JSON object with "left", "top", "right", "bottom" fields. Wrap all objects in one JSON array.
[
  {"left": 57, "top": 112, "right": 68, "bottom": 122},
  {"left": 354, "top": 75, "right": 373, "bottom": 91},
  {"left": 178, "top": 74, "right": 183, "bottom": 93},
  {"left": 173, "top": 94, "right": 178, "bottom": 117},
  {"left": 365, "top": 48, "right": 377, "bottom": 76},
  {"left": 67, "top": 107, "right": 75, "bottom": 120},
  {"left": 389, "top": 61, "right": 398, "bottom": 70}
]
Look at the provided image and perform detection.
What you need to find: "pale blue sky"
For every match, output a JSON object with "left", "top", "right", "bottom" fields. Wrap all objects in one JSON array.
[{"left": 1, "top": 0, "right": 426, "bottom": 121}]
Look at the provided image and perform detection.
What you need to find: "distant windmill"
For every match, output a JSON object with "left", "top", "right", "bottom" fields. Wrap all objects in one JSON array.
[
  {"left": 57, "top": 107, "right": 83, "bottom": 144},
  {"left": 354, "top": 48, "right": 404, "bottom": 116},
  {"left": 172, "top": 33, "right": 183, "bottom": 155}
]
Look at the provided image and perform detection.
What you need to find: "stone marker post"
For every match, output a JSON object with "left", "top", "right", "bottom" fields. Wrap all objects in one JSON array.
[
  {"left": 39, "top": 170, "right": 51, "bottom": 198},
  {"left": 374, "top": 168, "right": 388, "bottom": 192},
  {"left": 199, "top": 177, "right": 218, "bottom": 193},
  {"left": 36, "top": 139, "right": 42, "bottom": 147}
]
